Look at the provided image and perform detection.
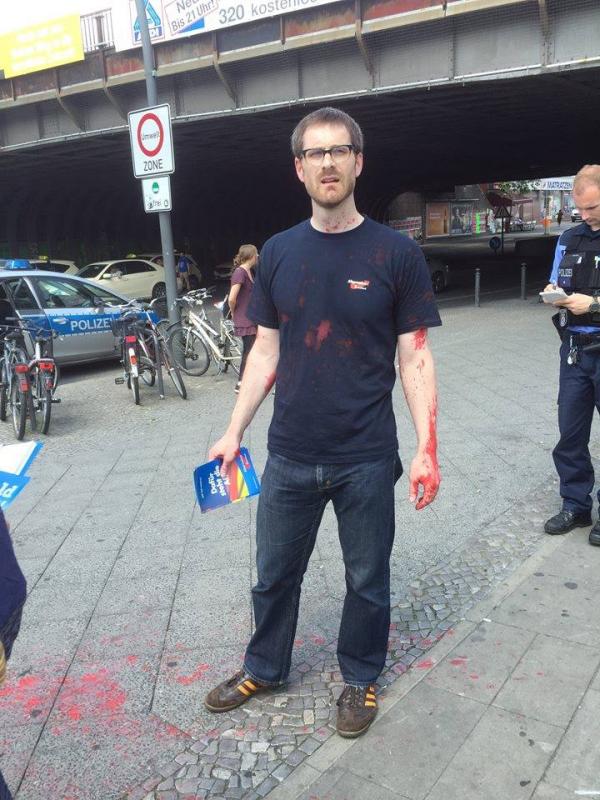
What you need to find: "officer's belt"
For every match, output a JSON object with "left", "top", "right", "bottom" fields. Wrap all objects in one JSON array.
[{"left": 568, "top": 332, "right": 600, "bottom": 346}]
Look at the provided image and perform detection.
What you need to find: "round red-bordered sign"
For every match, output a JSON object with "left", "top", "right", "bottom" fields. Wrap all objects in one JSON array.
[{"left": 137, "top": 112, "right": 164, "bottom": 158}]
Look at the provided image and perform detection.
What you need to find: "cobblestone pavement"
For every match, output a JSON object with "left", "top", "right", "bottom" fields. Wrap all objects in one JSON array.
[
  {"left": 1, "top": 296, "right": 590, "bottom": 799},
  {"left": 126, "top": 481, "right": 556, "bottom": 800}
]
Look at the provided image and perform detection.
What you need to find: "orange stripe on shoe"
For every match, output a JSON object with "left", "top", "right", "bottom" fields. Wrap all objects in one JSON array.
[
  {"left": 244, "top": 680, "right": 258, "bottom": 691},
  {"left": 237, "top": 684, "right": 252, "bottom": 696},
  {"left": 365, "top": 701, "right": 377, "bottom": 707}
]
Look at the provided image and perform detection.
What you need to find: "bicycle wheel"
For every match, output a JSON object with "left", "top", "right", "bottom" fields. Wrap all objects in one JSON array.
[
  {"left": 10, "top": 381, "right": 27, "bottom": 441},
  {"left": 139, "top": 356, "right": 156, "bottom": 387},
  {"left": 167, "top": 325, "right": 210, "bottom": 377},
  {"left": 124, "top": 345, "right": 140, "bottom": 405},
  {"left": 131, "top": 374, "right": 140, "bottom": 405},
  {"left": 40, "top": 384, "right": 52, "bottom": 434},
  {"left": 0, "top": 364, "right": 8, "bottom": 422},
  {"left": 160, "top": 340, "right": 187, "bottom": 399},
  {"left": 223, "top": 331, "right": 243, "bottom": 376}
]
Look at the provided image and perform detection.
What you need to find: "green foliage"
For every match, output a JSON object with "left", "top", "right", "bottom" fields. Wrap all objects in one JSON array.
[{"left": 497, "top": 181, "right": 535, "bottom": 195}]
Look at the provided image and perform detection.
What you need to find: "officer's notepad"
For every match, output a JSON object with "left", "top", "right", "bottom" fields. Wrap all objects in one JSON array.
[
  {"left": 0, "top": 441, "right": 43, "bottom": 510},
  {"left": 539, "top": 288, "right": 567, "bottom": 303},
  {"left": 194, "top": 448, "right": 260, "bottom": 513}
]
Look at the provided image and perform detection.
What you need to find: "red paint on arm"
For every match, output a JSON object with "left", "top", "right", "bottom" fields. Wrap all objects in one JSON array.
[
  {"left": 265, "top": 371, "right": 276, "bottom": 392},
  {"left": 410, "top": 398, "right": 440, "bottom": 510},
  {"left": 413, "top": 328, "right": 427, "bottom": 350}
]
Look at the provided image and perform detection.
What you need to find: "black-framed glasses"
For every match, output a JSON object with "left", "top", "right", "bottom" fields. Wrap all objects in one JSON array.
[{"left": 300, "top": 144, "right": 355, "bottom": 165}]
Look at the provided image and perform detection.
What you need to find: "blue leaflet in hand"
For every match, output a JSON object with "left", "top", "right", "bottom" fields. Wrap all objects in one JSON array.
[{"left": 194, "top": 447, "right": 261, "bottom": 513}]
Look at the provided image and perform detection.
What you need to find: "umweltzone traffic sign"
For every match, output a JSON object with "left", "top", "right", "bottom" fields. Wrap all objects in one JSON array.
[{"left": 128, "top": 104, "right": 174, "bottom": 178}]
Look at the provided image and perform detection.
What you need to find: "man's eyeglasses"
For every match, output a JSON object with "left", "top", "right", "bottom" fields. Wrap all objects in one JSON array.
[{"left": 300, "top": 144, "right": 356, "bottom": 165}]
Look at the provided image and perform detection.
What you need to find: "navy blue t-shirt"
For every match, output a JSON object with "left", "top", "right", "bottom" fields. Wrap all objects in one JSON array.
[{"left": 248, "top": 217, "right": 442, "bottom": 463}]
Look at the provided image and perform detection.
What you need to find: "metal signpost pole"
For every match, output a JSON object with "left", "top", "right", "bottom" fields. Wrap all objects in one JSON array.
[{"left": 134, "top": 0, "right": 179, "bottom": 327}]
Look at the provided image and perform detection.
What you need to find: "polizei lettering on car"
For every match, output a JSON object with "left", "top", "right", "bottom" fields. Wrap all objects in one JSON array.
[{"left": 68, "top": 317, "right": 112, "bottom": 333}]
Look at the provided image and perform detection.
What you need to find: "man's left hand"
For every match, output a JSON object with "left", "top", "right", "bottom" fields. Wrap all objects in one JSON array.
[
  {"left": 408, "top": 452, "right": 441, "bottom": 510},
  {"left": 554, "top": 292, "right": 594, "bottom": 315}
]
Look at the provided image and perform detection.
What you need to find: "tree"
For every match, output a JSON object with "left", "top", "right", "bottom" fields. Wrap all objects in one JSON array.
[{"left": 497, "top": 180, "right": 535, "bottom": 195}]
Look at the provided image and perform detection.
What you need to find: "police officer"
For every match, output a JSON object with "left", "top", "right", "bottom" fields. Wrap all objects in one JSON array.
[{"left": 544, "top": 165, "right": 600, "bottom": 546}]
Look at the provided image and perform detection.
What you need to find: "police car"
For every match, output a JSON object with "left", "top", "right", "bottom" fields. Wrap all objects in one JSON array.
[{"left": 0, "top": 261, "right": 146, "bottom": 365}]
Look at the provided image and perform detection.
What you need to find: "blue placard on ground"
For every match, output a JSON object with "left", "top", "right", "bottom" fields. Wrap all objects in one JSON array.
[
  {"left": 194, "top": 447, "right": 260, "bottom": 513},
  {"left": 0, "top": 441, "right": 43, "bottom": 510},
  {"left": 0, "top": 471, "right": 30, "bottom": 510}
]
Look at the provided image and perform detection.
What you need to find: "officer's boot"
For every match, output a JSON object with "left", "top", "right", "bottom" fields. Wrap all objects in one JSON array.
[{"left": 589, "top": 520, "right": 600, "bottom": 547}]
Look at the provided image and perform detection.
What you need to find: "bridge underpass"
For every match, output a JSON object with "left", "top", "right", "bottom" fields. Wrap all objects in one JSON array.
[{"left": 1, "top": 0, "right": 599, "bottom": 269}]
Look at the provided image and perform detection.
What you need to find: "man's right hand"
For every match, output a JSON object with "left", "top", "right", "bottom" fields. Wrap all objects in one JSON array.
[
  {"left": 543, "top": 283, "right": 556, "bottom": 293},
  {"left": 209, "top": 432, "right": 241, "bottom": 476}
]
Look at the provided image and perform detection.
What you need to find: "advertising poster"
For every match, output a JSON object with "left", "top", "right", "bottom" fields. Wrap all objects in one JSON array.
[
  {"left": 450, "top": 203, "right": 474, "bottom": 236},
  {"left": 426, "top": 203, "right": 449, "bottom": 238},
  {"left": 0, "top": 15, "right": 84, "bottom": 79},
  {"left": 111, "top": 0, "right": 346, "bottom": 52}
]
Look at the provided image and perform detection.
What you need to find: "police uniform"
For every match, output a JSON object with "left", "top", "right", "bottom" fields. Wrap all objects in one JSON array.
[{"left": 545, "top": 221, "right": 600, "bottom": 544}]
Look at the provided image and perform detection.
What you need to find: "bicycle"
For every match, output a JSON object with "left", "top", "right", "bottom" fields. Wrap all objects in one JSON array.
[
  {"left": 112, "top": 299, "right": 186, "bottom": 403},
  {"left": 166, "top": 289, "right": 242, "bottom": 378},
  {"left": 0, "top": 325, "right": 32, "bottom": 440},
  {"left": 23, "top": 324, "right": 59, "bottom": 435}
]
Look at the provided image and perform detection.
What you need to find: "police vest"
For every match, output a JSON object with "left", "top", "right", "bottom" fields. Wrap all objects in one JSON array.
[{"left": 556, "top": 233, "right": 600, "bottom": 328}]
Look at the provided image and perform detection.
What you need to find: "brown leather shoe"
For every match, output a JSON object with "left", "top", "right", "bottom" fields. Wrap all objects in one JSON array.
[
  {"left": 336, "top": 684, "right": 378, "bottom": 738},
  {"left": 204, "top": 670, "right": 269, "bottom": 712}
]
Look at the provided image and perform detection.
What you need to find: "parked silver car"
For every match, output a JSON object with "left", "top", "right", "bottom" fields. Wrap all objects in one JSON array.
[{"left": 0, "top": 269, "right": 145, "bottom": 365}]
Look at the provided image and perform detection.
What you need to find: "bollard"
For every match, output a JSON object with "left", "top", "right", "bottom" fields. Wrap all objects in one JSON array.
[
  {"left": 520, "top": 262, "right": 527, "bottom": 300},
  {"left": 475, "top": 267, "right": 481, "bottom": 307}
]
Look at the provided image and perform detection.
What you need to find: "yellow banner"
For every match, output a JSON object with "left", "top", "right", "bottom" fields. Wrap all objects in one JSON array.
[{"left": 0, "top": 15, "right": 84, "bottom": 79}]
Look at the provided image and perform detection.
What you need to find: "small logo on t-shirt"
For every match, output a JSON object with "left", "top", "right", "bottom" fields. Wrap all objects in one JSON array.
[{"left": 347, "top": 279, "right": 370, "bottom": 291}]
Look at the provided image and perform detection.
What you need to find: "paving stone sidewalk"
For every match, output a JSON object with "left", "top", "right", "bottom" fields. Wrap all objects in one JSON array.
[
  {"left": 267, "top": 516, "right": 600, "bottom": 800},
  {"left": 2, "top": 295, "right": 599, "bottom": 799}
]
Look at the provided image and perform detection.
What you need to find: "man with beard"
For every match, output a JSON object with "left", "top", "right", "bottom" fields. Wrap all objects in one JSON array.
[{"left": 204, "top": 107, "right": 441, "bottom": 738}]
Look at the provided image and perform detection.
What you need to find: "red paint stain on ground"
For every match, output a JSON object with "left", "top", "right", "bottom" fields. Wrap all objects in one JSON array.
[
  {"left": 469, "top": 674, "right": 479, "bottom": 680},
  {"left": 416, "top": 658, "right": 434, "bottom": 670},
  {"left": 176, "top": 664, "right": 210, "bottom": 686},
  {"left": 294, "top": 638, "right": 304, "bottom": 647},
  {"left": 310, "top": 634, "right": 326, "bottom": 645},
  {"left": 450, "top": 657, "right": 468, "bottom": 667}
]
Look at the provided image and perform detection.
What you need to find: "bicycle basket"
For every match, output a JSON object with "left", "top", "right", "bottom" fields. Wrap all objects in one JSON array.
[{"left": 110, "top": 317, "right": 139, "bottom": 338}]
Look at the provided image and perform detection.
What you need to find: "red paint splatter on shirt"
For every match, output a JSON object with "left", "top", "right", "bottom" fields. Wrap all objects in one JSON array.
[
  {"left": 305, "top": 321, "right": 332, "bottom": 351},
  {"left": 316, "top": 320, "right": 332, "bottom": 347},
  {"left": 280, "top": 313, "right": 290, "bottom": 323},
  {"left": 176, "top": 663, "right": 210, "bottom": 686}
]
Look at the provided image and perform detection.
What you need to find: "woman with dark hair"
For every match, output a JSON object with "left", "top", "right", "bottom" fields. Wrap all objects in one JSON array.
[
  {"left": 229, "top": 244, "right": 258, "bottom": 394},
  {"left": 0, "top": 510, "right": 27, "bottom": 800}
]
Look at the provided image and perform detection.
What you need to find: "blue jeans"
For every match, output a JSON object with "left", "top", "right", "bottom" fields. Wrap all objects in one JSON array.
[
  {"left": 244, "top": 451, "right": 402, "bottom": 687},
  {"left": 553, "top": 340, "right": 600, "bottom": 514}
]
